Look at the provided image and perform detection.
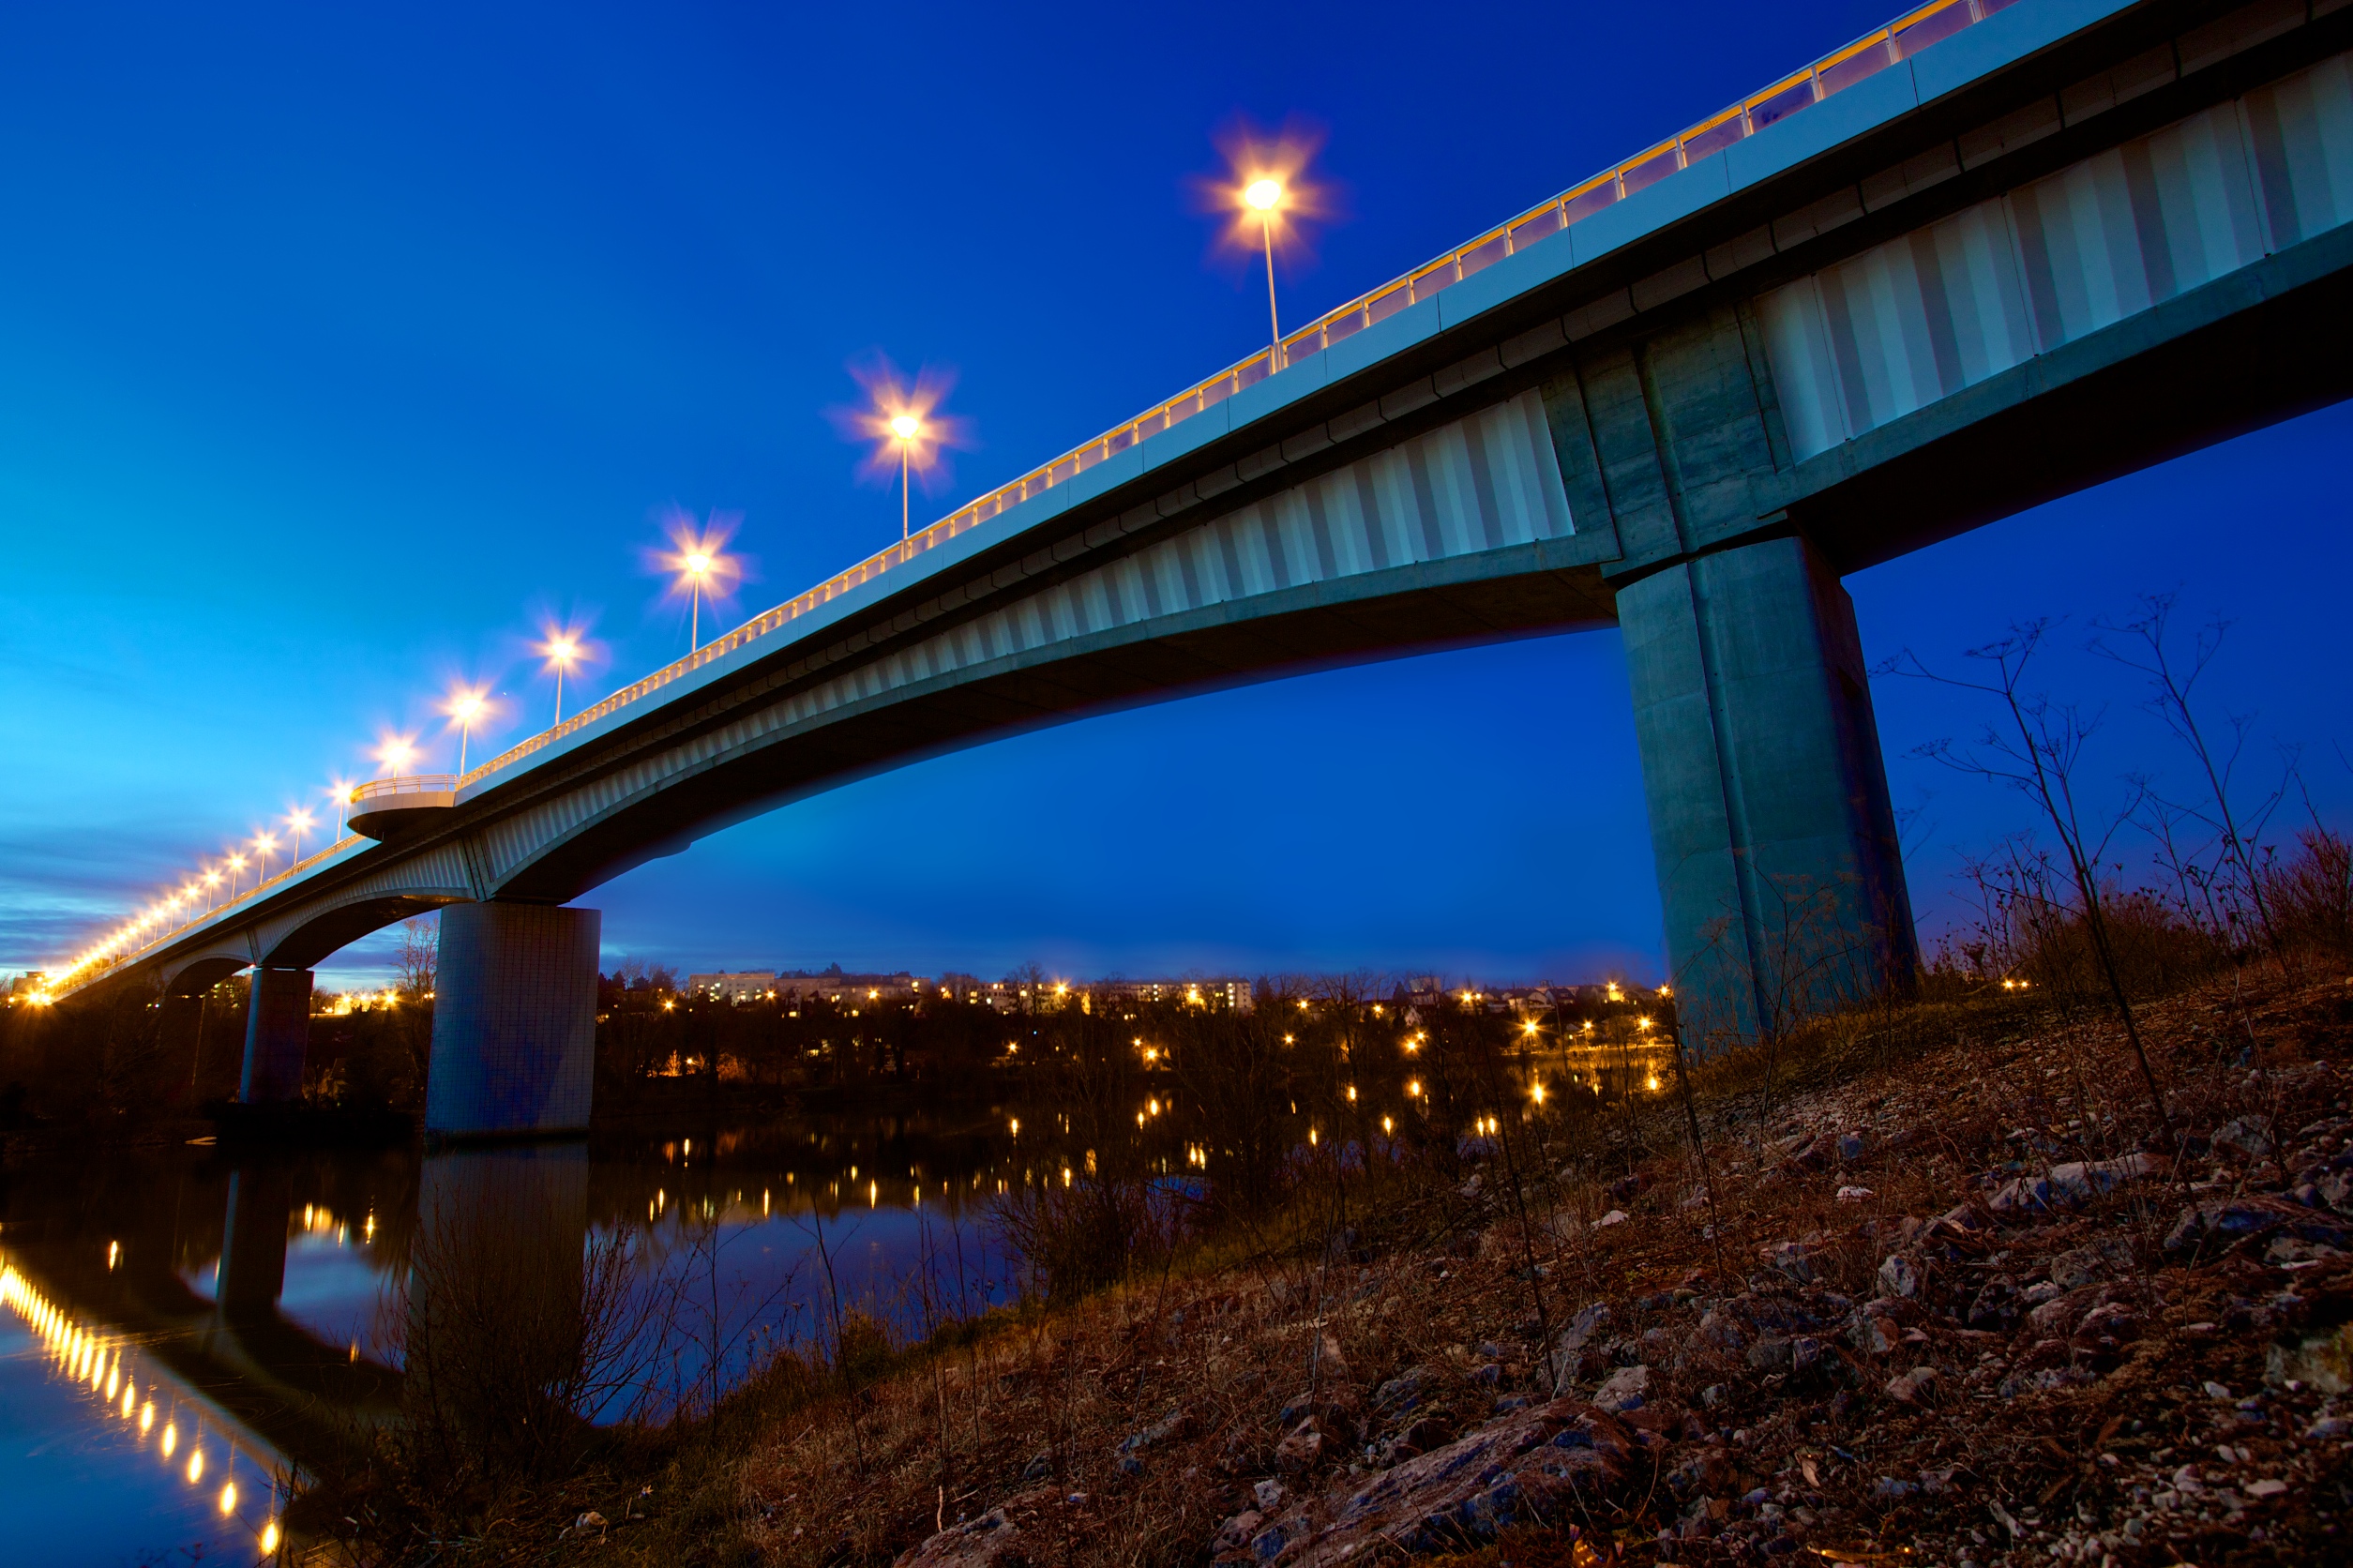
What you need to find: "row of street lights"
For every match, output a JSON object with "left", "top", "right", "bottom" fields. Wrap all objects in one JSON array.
[{"left": 47, "top": 151, "right": 1317, "bottom": 994}]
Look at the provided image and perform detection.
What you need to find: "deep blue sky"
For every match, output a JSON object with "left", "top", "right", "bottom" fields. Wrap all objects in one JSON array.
[{"left": 3, "top": 1, "right": 2346, "bottom": 990}]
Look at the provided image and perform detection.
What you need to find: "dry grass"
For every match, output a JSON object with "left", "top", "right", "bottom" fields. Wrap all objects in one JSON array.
[{"left": 299, "top": 964, "right": 2353, "bottom": 1566}]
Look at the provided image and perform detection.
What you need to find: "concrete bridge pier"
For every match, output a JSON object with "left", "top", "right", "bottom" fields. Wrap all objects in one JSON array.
[
  {"left": 424, "top": 901, "right": 600, "bottom": 1139},
  {"left": 1618, "top": 534, "right": 1916, "bottom": 1046},
  {"left": 238, "top": 967, "right": 314, "bottom": 1103}
]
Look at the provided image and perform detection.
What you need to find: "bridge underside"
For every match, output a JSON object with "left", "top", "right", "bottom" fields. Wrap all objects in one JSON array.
[
  {"left": 506, "top": 550, "right": 1621, "bottom": 901},
  {"left": 61, "top": 0, "right": 2353, "bottom": 1105},
  {"left": 1793, "top": 200, "right": 2353, "bottom": 574}
]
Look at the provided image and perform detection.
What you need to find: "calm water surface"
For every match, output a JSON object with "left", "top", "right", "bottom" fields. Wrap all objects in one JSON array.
[
  {"left": 0, "top": 1038, "right": 1667, "bottom": 1566},
  {"left": 0, "top": 1105, "right": 1030, "bottom": 1567}
]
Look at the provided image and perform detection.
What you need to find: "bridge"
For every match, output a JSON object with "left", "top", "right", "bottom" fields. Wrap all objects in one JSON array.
[{"left": 38, "top": 0, "right": 2353, "bottom": 1135}]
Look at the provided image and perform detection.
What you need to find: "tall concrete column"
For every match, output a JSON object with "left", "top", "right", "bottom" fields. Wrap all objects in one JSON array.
[
  {"left": 238, "top": 967, "right": 314, "bottom": 1103},
  {"left": 1617, "top": 534, "right": 1916, "bottom": 1046},
  {"left": 425, "top": 901, "right": 600, "bottom": 1139}
]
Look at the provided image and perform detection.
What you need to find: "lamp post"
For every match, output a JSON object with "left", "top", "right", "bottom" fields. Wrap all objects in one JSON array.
[
  {"left": 888, "top": 414, "right": 923, "bottom": 541},
  {"left": 683, "top": 554, "right": 712, "bottom": 650},
  {"left": 445, "top": 689, "right": 487, "bottom": 776},
  {"left": 326, "top": 781, "right": 355, "bottom": 838},
  {"left": 203, "top": 868, "right": 222, "bottom": 912},
  {"left": 378, "top": 736, "right": 416, "bottom": 780},
  {"left": 284, "top": 807, "right": 315, "bottom": 865},
  {"left": 542, "top": 635, "right": 580, "bottom": 725},
  {"left": 251, "top": 833, "right": 279, "bottom": 885},
  {"left": 1244, "top": 177, "right": 1286, "bottom": 367},
  {"left": 226, "top": 853, "right": 248, "bottom": 899}
]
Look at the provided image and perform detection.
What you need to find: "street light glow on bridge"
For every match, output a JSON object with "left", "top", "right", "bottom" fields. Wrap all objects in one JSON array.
[{"left": 32, "top": 0, "right": 2345, "bottom": 1018}]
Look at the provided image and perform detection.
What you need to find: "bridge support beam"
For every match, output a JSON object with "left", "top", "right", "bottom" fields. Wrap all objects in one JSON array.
[
  {"left": 424, "top": 901, "right": 599, "bottom": 1139},
  {"left": 1617, "top": 534, "right": 1915, "bottom": 1046},
  {"left": 238, "top": 967, "right": 314, "bottom": 1103}
]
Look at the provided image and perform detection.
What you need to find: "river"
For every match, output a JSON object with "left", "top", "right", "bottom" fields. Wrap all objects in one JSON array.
[
  {"left": 0, "top": 1033, "right": 1667, "bottom": 1565},
  {"left": 0, "top": 1104, "right": 1033, "bottom": 1566}
]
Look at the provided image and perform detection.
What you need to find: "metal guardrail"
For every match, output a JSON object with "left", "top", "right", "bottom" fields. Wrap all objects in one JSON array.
[
  {"left": 350, "top": 774, "right": 458, "bottom": 804},
  {"left": 459, "top": 0, "right": 2002, "bottom": 792},
  {"left": 48, "top": 0, "right": 2008, "bottom": 997},
  {"left": 48, "top": 836, "right": 366, "bottom": 998}
]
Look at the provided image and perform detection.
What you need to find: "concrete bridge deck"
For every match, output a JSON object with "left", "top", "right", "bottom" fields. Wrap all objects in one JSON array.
[{"left": 39, "top": 0, "right": 2353, "bottom": 1132}]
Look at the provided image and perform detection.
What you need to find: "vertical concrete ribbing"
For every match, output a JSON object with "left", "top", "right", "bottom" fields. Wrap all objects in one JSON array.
[{"left": 425, "top": 902, "right": 599, "bottom": 1138}]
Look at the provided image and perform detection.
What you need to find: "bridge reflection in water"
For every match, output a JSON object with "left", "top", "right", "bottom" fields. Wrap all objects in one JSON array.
[
  {"left": 0, "top": 1108, "right": 1047, "bottom": 1555},
  {"left": 0, "top": 1082, "right": 1685, "bottom": 1551}
]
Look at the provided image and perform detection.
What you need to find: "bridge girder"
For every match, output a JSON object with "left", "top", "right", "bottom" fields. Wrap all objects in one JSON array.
[{"left": 53, "top": 0, "right": 2353, "bottom": 1030}]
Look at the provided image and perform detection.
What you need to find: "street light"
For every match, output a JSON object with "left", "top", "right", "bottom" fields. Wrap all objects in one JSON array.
[
  {"left": 888, "top": 414, "right": 923, "bottom": 541},
  {"left": 226, "top": 853, "right": 248, "bottom": 899},
  {"left": 377, "top": 735, "right": 417, "bottom": 778},
  {"left": 683, "top": 554, "right": 712, "bottom": 648},
  {"left": 836, "top": 364, "right": 961, "bottom": 549},
  {"left": 540, "top": 633, "right": 581, "bottom": 725},
  {"left": 284, "top": 807, "right": 315, "bottom": 863},
  {"left": 325, "top": 780, "right": 356, "bottom": 837},
  {"left": 250, "top": 832, "right": 279, "bottom": 884},
  {"left": 203, "top": 868, "right": 222, "bottom": 912},
  {"left": 1244, "top": 176, "right": 1286, "bottom": 365},
  {"left": 444, "top": 687, "right": 488, "bottom": 775}
]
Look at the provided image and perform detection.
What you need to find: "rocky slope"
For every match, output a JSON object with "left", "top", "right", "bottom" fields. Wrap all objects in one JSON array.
[{"left": 705, "top": 975, "right": 2353, "bottom": 1568}]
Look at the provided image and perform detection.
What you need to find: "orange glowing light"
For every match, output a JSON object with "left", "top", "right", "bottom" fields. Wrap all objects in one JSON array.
[
  {"left": 832, "top": 355, "right": 973, "bottom": 543},
  {"left": 536, "top": 625, "right": 596, "bottom": 725},
  {"left": 443, "top": 686, "right": 493, "bottom": 774},
  {"left": 649, "top": 506, "right": 745, "bottom": 651}
]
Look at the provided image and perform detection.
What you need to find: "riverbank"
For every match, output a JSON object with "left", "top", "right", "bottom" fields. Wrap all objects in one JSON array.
[{"left": 296, "top": 968, "right": 2353, "bottom": 1565}]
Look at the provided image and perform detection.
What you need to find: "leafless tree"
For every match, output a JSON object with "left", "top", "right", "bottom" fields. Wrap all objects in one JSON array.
[
  {"left": 1881, "top": 622, "right": 2174, "bottom": 1134},
  {"left": 2090, "top": 595, "right": 2293, "bottom": 971}
]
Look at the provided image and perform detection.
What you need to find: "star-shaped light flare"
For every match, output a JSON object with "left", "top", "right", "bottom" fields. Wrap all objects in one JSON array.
[
  {"left": 536, "top": 622, "right": 601, "bottom": 725},
  {"left": 828, "top": 355, "right": 973, "bottom": 541},
  {"left": 1196, "top": 115, "right": 1335, "bottom": 358},
  {"left": 443, "top": 686, "right": 492, "bottom": 775},
  {"left": 645, "top": 506, "right": 744, "bottom": 652}
]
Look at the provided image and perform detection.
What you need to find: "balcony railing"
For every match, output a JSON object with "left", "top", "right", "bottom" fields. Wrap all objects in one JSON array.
[
  {"left": 458, "top": 0, "right": 2002, "bottom": 794},
  {"left": 351, "top": 774, "right": 459, "bottom": 804}
]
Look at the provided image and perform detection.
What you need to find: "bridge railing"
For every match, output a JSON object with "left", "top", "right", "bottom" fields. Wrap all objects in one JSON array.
[
  {"left": 458, "top": 0, "right": 2000, "bottom": 795},
  {"left": 50, "top": 836, "right": 367, "bottom": 999},
  {"left": 351, "top": 774, "right": 458, "bottom": 804},
  {"left": 49, "top": 0, "right": 2016, "bottom": 998}
]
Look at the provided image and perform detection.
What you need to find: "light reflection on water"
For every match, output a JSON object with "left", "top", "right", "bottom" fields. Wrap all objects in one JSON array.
[
  {"left": 0, "top": 1060, "right": 1677, "bottom": 1560},
  {"left": 0, "top": 1104, "right": 1024, "bottom": 1561},
  {"left": 1, "top": 1254, "right": 288, "bottom": 1565}
]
